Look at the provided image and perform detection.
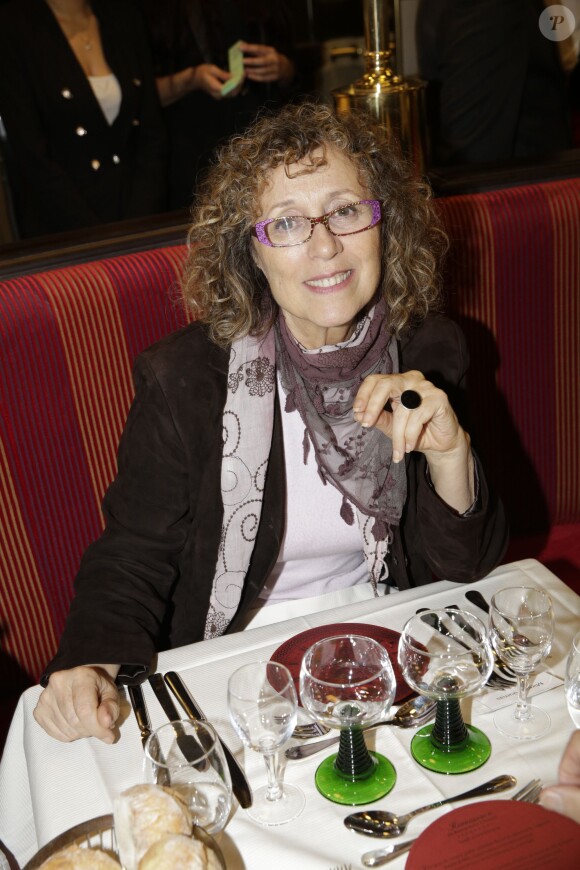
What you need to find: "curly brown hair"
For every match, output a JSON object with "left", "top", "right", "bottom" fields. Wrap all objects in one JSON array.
[{"left": 182, "top": 101, "right": 447, "bottom": 346}]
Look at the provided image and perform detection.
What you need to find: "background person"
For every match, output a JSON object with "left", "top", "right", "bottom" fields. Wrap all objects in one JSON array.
[
  {"left": 0, "top": 0, "right": 167, "bottom": 238},
  {"left": 416, "top": 0, "right": 572, "bottom": 165},
  {"left": 33, "top": 101, "right": 507, "bottom": 743},
  {"left": 137, "top": 0, "right": 296, "bottom": 209},
  {"left": 541, "top": 729, "right": 580, "bottom": 824}
]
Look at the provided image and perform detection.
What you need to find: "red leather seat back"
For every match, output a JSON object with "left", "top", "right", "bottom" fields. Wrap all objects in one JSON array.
[
  {"left": 0, "top": 245, "right": 188, "bottom": 688},
  {"left": 437, "top": 178, "right": 580, "bottom": 536}
]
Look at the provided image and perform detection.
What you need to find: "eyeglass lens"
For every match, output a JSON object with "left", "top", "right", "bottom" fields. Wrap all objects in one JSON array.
[{"left": 265, "top": 201, "right": 378, "bottom": 246}]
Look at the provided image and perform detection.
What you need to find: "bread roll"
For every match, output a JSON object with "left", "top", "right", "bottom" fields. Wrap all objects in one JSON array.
[
  {"left": 138, "top": 833, "right": 222, "bottom": 869},
  {"left": 38, "top": 844, "right": 120, "bottom": 868},
  {"left": 113, "top": 784, "right": 192, "bottom": 870}
]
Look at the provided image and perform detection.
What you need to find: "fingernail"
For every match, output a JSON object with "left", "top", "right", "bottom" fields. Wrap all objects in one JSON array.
[
  {"left": 540, "top": 790, "right": 564, "bottom": 813},
  {"left": 393, "top": 450, "right": 402, "bottom": 462}
]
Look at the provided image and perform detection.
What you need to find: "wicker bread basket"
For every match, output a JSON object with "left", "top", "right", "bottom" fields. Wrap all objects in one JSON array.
[{"left": 23, "top": 814, "right": 226, "bottom": 869}]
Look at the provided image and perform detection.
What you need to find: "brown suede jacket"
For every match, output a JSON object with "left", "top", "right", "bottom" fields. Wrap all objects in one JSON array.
[{"left": 45, "top": 314, "right": 507, "bottom": 683}]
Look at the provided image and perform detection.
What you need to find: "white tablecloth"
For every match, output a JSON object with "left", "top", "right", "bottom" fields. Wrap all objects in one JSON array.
[{"left": 1, "top": 559, "right": 579, "bottom": 869}]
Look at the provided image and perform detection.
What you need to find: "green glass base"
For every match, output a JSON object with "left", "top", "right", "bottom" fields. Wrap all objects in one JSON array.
[
  {"left": 314, "top": 751, "right": 397, "bottom": 805},
  {"left": 411, "top": 723, "right": 491, "bottom": 774}
]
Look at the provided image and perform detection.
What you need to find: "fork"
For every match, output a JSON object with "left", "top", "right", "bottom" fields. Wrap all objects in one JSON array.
[
  {"left": 329, "top": 865, "right": 352, "bottom": 870},
  {"left": 292, "top": 721, "right": 330, "bottom": 739},
  {"left": 448, "top": 602, "right": 519, "bottom": 681},
  {"left": 485, "top": 671, "right": 514, "bottom": 690},
  {"left": 416, "top": 607, "right": 516, "bottom": 686},
  {"left": 360, "top": 778, "right": 542, "bottom": 867}
]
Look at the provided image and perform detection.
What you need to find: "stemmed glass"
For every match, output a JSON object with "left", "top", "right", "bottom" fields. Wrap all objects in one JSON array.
[
  {"left": 398, "top": 609, "right": 494, "bottom": 774},
  {"left": 227, "top": 661, "right": 305, "bottom": 825},
  {"left": 299, "top": 634, "right": 396, "bottom": 805},
  {"left": 144, "top": 718, "right": 232, "bottom": 835},
  {"left": 489, "top": 586, "right": 554, "bottom": 740},
  {"left": 564, "top": 630, "right": 580, "bottom": 726}
]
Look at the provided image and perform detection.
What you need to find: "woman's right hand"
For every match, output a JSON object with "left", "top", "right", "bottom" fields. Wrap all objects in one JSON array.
[
  {"left": 541, "top": 729, "right": 580, "bottom": 824},
  {"left": 192, "top": 64, "right": 244, "bottom": 99},
  {"left": 33, "top": 665, "right": 120, "bottom": 743}
]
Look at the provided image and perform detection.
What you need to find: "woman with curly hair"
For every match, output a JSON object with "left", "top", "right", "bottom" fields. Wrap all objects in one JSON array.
[{"left": 34, "top": 101, "right": 507, "bottom": 743}]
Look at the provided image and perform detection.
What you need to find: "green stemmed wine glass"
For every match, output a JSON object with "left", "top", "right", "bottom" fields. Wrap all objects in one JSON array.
[
  {"left": 398, "top": 609, "right": 494, "bottom": 774},
  {"left": 299, "top": 634, "right": 396, "bottom": 805}
]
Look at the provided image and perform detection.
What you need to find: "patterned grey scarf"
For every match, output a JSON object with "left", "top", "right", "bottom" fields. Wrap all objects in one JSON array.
[{"left": 203, "top": 303, "right": 406, "bottom": 639}]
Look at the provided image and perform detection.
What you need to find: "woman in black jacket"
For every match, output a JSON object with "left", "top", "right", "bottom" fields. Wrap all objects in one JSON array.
[
  {"left": 0, "top": 0, "right": 167, "bottom": 238},
  {"left": 34, "top": 102, "right": 507, "bottom": 743}
]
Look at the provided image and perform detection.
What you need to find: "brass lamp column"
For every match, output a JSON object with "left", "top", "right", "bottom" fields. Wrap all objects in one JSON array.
[{"left": 332, "top": 0, "right": 427, "bottom": 173}]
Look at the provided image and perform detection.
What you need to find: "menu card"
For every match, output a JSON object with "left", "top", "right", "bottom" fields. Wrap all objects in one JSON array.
[
  {"left": 221, "top": 41, "right": 244, "bottom": 95},
  {"left": 406, "top": 799, "right": 580, "bottom": 869}
]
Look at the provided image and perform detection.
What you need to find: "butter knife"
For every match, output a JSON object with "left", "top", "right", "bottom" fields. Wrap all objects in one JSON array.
[
  {"left": 164, "top": 670, "right": 253, "bottom": 809},
  {"left": 127, "top": 684, "right": 151, "bottom": 748},
  {"left": 148, "top": 673, "right": 207, "bottom": 767}
]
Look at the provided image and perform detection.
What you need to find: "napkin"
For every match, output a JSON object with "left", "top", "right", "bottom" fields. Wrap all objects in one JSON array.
[{"left": 477, "top": 672, "right": 564, "bottom": 713}]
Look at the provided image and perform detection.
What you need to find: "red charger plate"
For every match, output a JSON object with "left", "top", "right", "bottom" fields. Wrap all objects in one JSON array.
[{"left": 270, "top": 622, "right": 413, "bottom": 706}]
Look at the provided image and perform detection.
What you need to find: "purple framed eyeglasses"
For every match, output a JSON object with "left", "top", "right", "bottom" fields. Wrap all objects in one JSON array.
[{"left": 251, "top": 200, "right": 382, "bottom": 247}]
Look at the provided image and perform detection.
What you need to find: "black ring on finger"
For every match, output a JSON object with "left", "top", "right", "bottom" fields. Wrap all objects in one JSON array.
[{"left": 400, "top": 389, "right": 422, "bottom": 410}]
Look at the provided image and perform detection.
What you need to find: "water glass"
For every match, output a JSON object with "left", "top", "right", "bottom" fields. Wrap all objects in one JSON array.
[
  {"left": 565, "top": 630, "right": 580, "bottom": 727},
  {"left": 228, "top": 660, "right": 304, "bottom": 825},
  {"left": 145, "top": 718, "right": 232, "bottom": 835},
  {"left": 489, "top": 586, "right": 554, "bottom": 740}
]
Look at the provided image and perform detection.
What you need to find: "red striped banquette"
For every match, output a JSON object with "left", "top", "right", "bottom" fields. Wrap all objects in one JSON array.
[{"left": 1, "top": 176, "right": 579, "bottom": 747}]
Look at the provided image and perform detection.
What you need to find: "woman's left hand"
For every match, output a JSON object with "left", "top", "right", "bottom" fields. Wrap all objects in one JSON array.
[
  {"left": 354, "top": 370, "right": 475, "bottom": 513},
  {"left": 240, "top": 42, "right": 294, "bottom": 86},
  {"left": 354, "top": 370, "right": 465, "bottom": 462}
]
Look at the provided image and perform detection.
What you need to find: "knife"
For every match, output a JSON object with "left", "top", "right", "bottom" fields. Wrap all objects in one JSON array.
[
  {"left": 127, "top": 684, "right": 152, "bottom": 748},
  {"left": 446, "top": 604, "right": 482, "bottom": 642},
  {"left": 417, "top": 609, "right": 473, "bottom": 652},
  {"left": 148, "top": 673, "right": 207, "bottom": 768},
  {"left": 164, "top": 670, "right": 253, "bottom": 809}
]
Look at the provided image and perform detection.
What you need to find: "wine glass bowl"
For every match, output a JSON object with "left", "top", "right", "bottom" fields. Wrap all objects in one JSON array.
[
  {"left": 565, "top": 631, "right": 580, "bottom": 727},
  {"left": 300, "top": 634, "right": 397, "bottom": 805},
  {"left": 398, "top": 609, "right": 494, "bottom": 774},
  {"left": 227, "top": 661, "right": 304, "bottom": 826},
  {"left": 144, "top": 718, "right": 232, "bottom": 835},
  {"left": 489, "top": 586, "right": 554, "bottom": 740}
]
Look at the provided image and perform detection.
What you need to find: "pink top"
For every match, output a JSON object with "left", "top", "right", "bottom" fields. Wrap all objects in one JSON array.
[{"left": 259, "top": 380, "right": 368, "bottom": 606}]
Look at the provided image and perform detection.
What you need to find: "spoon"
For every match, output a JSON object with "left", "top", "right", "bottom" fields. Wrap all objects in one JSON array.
[
  {"left": 465, "top": 588, "right": 490, "bottom": 614},
  {"left": 345, "top": 774, "right": 516, "bottom": 838},
  {"left": 359, "top": 779, "right": 541, "bottom": 865},
  {"left": 285, "top": 695, "right": 436, "bottom": 760}
]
